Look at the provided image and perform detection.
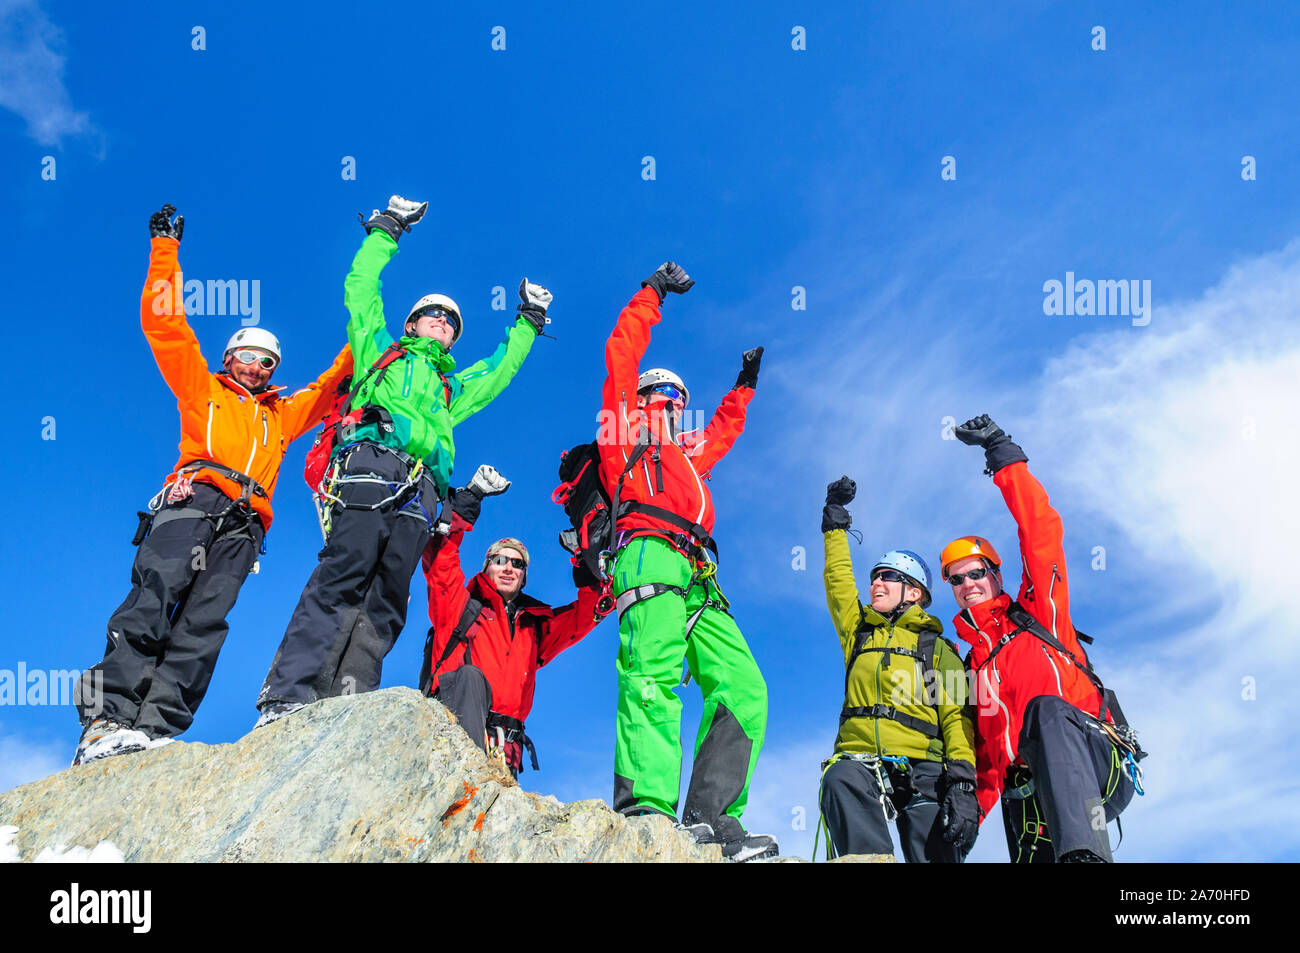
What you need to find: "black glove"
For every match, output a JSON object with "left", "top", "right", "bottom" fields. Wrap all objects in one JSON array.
[
  {"left": 149, "top": 204, "right": 184, "bottom": 241},
  {"left": 822, "top": 475, "right": 855, "bottom": 532},
  {"left": 955, "top": 414, "right": 1028, "bottom": 475},
  {"left": 940, "top": 778, "right": 980, "bottom": 854},
  {"left": 363, "top": 195, "right": 428, "bottom": 242},
  {"left": 826, "top": 475, "right": 856, "bottom": 506},
  {"left": 641, "top": 261, "right": 695, "bottom": 302},
  {"left": 734, "top": 346, "right": 763, "bottom": 390},
  {"left": 447, "top": 487, "right": 482, "bottom": 525}
]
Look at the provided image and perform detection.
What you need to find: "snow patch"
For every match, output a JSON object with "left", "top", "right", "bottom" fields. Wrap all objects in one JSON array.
[{"left": 34, "top": 841, "right": 125, "bottom": 863}]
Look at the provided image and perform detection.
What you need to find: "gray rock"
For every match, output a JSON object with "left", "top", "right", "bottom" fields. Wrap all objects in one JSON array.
[{"left": 0, "top": 687, "right": 731, "bottom": 863}]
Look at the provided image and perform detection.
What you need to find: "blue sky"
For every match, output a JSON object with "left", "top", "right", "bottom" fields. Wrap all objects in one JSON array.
[{"left": 3, "top": 1, "right": 1299, "bottom": 861}]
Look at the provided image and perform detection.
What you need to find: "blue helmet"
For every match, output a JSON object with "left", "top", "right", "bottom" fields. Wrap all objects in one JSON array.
[{"left": 871, "top": 550, "right": 933, "bottom": 608}]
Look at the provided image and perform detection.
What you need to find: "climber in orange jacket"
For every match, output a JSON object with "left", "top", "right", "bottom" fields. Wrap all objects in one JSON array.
[
  {"left": 420, "top": 465, "right": 603, "bottom": 776},
  {"left": 74, "top": 203, "right": 352, "bottom": 766}
]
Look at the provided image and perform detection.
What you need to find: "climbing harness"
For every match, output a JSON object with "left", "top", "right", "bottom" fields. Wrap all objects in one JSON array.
[
  {"left": 812, "top": 751, "right": 912, "bottom": 861},
  {"left": 136, "top": 459, "right": 268, "bottom": 558},
  {"left": 314, "top": 442, "right": 438, "bottom": 540}
]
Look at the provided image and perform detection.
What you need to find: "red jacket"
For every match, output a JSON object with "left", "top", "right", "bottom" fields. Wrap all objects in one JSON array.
[
  {"left": 422, "top": 512, "right": 603, "bottom": 766},
  {"left": 952, "top": 461, "right": 1104, "bottom": 821},
  {"left": 141, "top": 237, "right": 353, "bottom": 528},
  {"left": 598, "top": 286, "right": 750, "bottom": 554}
]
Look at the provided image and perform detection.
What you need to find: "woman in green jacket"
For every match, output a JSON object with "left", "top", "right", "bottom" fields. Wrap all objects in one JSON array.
[{"left": 817, "top": 476, "right": 979, "bottom": 862}]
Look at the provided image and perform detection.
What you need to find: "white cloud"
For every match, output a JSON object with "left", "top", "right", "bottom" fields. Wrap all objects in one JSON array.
[
  {"left": 736, "top": 239, "right": 1300, "bottom": 861},
  {"left": 0, "top": 0, "right": 95, "bottom": 147}
]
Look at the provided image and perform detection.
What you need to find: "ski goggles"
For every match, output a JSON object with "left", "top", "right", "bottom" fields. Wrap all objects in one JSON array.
[
  {"left": 412, "top": 306, "right": 461, "bottom": 335},
  {"left": 487, "top": 554, "right": 527, "bottom": 570},
  {"left": 645, "top": 382, "right": 685, "bottom": 402},
  {"left": 947, "top": 566, "right": 995, "bottom": 586},
  {"left": 870, "top": 569, "right": 911, "bottom": 585},
  {"left": 231, "top": 349, "right": 278, "bottom": 369}
]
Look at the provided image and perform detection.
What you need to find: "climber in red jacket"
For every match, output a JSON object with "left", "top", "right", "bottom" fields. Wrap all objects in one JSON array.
[
  {"left": 942, "top": 414, "right": 1136, "bottom": 862},
  {"left": 419, "top": 465, "right": 604, "bottom": 776}
]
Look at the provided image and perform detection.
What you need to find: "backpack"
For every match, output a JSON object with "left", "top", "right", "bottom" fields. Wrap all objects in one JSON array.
[
  {"left": 984, "top": 601, "right": 1147, "bottom": 762},
  {"left": 552, "top": 441, "right": 611, "bottom": 597}
]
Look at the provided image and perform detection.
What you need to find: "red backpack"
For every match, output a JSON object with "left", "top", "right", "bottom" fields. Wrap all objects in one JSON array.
[{"left": 303, "top": 343, "right": 409, "bottom": 491}]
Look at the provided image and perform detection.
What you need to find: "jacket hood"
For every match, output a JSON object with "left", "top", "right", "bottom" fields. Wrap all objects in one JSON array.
[
  {"left": 398, "top": 333, "right": 457, "bottom": 374},
  {"left": 860, "top": 601, "right": 945, "bottom": 636}
]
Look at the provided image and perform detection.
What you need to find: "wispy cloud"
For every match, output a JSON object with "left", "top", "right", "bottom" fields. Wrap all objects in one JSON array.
[
  {"left": 737, "top": 240, "right": 1300, "bottom": 861},
  {"left": 0, "top": 0, "right": 95, "bottom": 147}
]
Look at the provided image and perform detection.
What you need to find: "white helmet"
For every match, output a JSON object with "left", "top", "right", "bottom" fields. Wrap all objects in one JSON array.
[
  {"left": 224, "top": 327, "right": 282, "bottom": 365},
  {"left": 405, "top": 293, "right": 463, "bottom": 345},
  {"left": 637, "top": 368, "right": 689, "bottom": 407}
]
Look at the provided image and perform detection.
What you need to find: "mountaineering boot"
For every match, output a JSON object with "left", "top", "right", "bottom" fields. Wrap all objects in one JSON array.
[
  {"left": 1059, "top": 848, "right": 1107, "bottom": 863},
  {"left": 253, "top": 700, "right": 305, "bottom": 729},
  {"left": 73, "top": 719, "right": 151, "bottom": 766},
  {"left": 676, "top": 821, "right": 714, "bottom": 844},
  {"left": 698, "top": 815, "right": 780, "bottom": 863}
]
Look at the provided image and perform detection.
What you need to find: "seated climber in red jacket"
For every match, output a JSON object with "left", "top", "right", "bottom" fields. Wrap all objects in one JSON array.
[{"left": 419, "top": 465, "right": 604, "bottom": 776}]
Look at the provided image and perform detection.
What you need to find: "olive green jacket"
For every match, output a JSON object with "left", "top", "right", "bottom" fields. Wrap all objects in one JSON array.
[{"left": 824, "top": 528, "right": 975, "bottom": 767}]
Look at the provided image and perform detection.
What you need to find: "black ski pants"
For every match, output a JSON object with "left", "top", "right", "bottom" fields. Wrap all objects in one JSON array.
[
  {"left": 1002, "top": 694, "right": 1135, "bottom": 862},
  {"left": 258, "top": 443, "right": 436, "bottom": 709},
  {"left": 820, "top": 756, "right": 965, "bottom": 862},
  {"left": 80, "top": 483, "right": 262, "bottom": 738}
]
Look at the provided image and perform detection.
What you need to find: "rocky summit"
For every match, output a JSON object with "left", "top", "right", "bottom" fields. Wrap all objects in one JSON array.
[{"left": 0, "top": 687, "right": 893, "bottom": 863}]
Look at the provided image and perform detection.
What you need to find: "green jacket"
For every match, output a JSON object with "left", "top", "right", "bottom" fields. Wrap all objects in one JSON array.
[
  {"left": 343, "top": 230, "right": 537, "bottom": 496},
  {"left": 824, "top": 528, "right": 975, "bottom": 766}
]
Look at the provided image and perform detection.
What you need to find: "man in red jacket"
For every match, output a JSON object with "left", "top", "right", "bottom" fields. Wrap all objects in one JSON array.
[
  {"left": 420, "top": 465, "right": 603, "bottom": 776},
  {"left": 942, "top": 414, "right": 1135, "bottom": 862}
]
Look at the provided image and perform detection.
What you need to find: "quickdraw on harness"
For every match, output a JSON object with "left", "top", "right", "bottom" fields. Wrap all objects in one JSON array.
[
  {"left": 315, "top": 442, "right": 434, "bottom": 534},
  {"left": 812, "top": 751, "right": 912, "bottom": 861},
  {"left": 305, "top": 343, "right": 450, "bottom": 541},
  {"left": 137, "top": 459, "right": 269, "bottom": 558},
  {"left": 614, "top": 558, "right": 730, "bottom": 687},
  {"left": 420, "top": 597, "right": 540, "bottom": 772}
]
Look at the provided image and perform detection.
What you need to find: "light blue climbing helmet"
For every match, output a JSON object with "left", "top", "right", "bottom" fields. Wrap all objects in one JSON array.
[{"left": 870, "top": 550, "right": 933, "bottom": 608}]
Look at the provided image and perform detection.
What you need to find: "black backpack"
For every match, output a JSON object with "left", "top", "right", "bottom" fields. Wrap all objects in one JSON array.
[{"left": 552, "top": 441, "right": 610, "bottom": 595}]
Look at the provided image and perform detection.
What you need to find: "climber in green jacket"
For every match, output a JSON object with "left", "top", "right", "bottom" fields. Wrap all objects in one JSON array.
[
  {"left": 256, "top": 195, "right": 548, "bottom": 725},
  {"left": 817, "top": 475, "right": 979, "bottom": 862}
]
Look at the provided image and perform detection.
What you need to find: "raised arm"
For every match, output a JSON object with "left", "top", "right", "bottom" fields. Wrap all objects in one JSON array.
[
  {"left": 139, "top": 205, "right": 208, "bottom": 404},
  {"left": 280, "top": 345, "right": 354, "bottom": 442},
  {"left": 536, "top": 586, "right": 605, "bottom": 667},
  {"left": 685, "top": 347, "right": 762, "bottom": 477},
  {"left": 821, "top": 476, "right": 862, "bottom": 654},
  {"left": 955, "top": 415, "right": 1077, "bottom": 646}
]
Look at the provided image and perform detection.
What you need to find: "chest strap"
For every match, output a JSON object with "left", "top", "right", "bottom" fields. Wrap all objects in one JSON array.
[{"left": 839, "top": 704, "right": 941, "bottom": 740}]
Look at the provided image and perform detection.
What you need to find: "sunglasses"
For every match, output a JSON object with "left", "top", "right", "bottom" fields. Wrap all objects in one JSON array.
[
  {"left": 232, "top": 349, "right": 277, "bottom": 369},
  {"left": 646, "top": 383, "right": 685, "bottom": 402},
  {"left": 414, "top": 307, "right": 460, "bottom": 331},
  {"left": 488, "top": 554, "right": 526, "bottom": 570},
  {"left": 870, "top": 569, "right": 911, "bottom": 585},
  {"left": 947, "top": 566, "right": 995, "bottom": 586}
]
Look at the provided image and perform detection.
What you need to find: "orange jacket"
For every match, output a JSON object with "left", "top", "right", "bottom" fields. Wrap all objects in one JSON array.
[
  {"left": 598, "top": 286, "right": 751, "bottom": 555},
  {"left": 140, "top": 236, "right": 352, "bottom": 529}
]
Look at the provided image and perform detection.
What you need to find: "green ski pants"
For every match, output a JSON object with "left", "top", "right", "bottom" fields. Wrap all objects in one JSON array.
[{"left": 612, "top": 535, "right": 767, "bottom": 825}]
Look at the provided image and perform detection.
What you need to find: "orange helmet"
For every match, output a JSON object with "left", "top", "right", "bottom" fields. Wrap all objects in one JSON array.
[{"left": 939, "top": 536, "right": 1002, "bottom": 581}]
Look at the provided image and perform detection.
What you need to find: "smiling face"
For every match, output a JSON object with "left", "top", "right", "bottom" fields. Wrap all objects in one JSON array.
[
  {"left": 869, "top": 573, "right": 925, "bottom": 613},
  {"left": 485, "top": 547, "right": 525, "bottom": 600},
  {"left": 224, "top": 348, "right": 276, "bottom": 391},
  {"left": 946, "top": 555, "right": 1002, "bottom": 609},
  {"left": 408, "top": 311, "right": 456, "bottom": 348}
]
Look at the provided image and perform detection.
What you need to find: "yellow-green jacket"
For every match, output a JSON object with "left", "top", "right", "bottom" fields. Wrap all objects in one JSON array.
[{"left": 824, "top": 528, "right": 975, "bottom": 767}]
